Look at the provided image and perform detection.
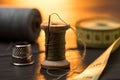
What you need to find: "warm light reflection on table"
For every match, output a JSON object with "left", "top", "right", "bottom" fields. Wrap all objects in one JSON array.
[
  {"left": 33, "top": 50, "right": 85, "bottom": 80},
  {"left": 35, "top": 28, "right": 85, "bottom": 80}
]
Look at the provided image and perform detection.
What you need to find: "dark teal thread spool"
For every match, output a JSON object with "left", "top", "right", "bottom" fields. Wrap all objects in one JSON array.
[{"left": 41, "top": 23, "right": 70, "bottom": 69}]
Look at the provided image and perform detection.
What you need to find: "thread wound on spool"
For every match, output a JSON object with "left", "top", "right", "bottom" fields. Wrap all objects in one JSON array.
[
  {"left": 43, "top": 24, "right": 69, "bottom": 60},
  {"left": 41, "top": 23, "right": 70, "bottom": 69},
  {"left": 76, "top": 17, "right": 120, "bottom": 48},
  {"left": 0, "top": 8, "right": 42, "bottom": 42}
]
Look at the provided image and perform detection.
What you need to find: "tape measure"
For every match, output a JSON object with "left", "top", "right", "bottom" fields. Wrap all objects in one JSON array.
[
  {"left": 76, "top": 17, "right": 120, "bottom": 48},
  {"left": 74, "top": 36, "right": 120, "bottom": 80}
]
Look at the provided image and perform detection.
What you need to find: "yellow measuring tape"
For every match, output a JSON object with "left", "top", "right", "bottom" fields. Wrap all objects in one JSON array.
[
  {"left": 76, "top": 17, "right": 120, "bottom": 48},
  {"left": 74, "top": 36, "right": 120, "bottom": 80},
  {"left": 74, "top": 17, "right": 120, "bottom": 80}
]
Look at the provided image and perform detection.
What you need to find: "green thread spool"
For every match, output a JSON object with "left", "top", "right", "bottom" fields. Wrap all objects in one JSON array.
[{"left": 41, "top": 23, "right": 70, "bottom": 69}]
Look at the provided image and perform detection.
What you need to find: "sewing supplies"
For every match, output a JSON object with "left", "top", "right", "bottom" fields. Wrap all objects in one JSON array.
[
  {"left": 74, "top": 17, "right": 120, "bottom": 80},
  {"left": 0, "top": 7, "right": 42, "bottom": 42},
  {"left": 40, "top": 16, "right": 120, "bottom": 80},
  {"left": 39, "top": 13, "right": 88, "bottom": 80},
  {"left": 41, "top": 13, "right": 70, "bottom": 69},
  {"left": 74, "top": 36, "right": 120, "bottom": 80},
  {"left": 76, "top": 17, "right": 120, "bottom": 48},
  {"left": 12, "top": 42, "right": 34, "bottom": 66}
]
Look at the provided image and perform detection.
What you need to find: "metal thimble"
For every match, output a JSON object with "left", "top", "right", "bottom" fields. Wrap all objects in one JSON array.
[{"left": 12, "top": 42, "right": 34, "bottom": 66}]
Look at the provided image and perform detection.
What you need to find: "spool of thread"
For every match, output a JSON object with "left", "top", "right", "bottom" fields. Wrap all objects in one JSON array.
[
  {"left": 0, "top": 7, "right": 42, "bottom": 42},
  {"left": 41, "top": 23, "right": 70, "bottom": 69},
  {"left": 76, "top": 17, "right": 120, "bottom": 48}
]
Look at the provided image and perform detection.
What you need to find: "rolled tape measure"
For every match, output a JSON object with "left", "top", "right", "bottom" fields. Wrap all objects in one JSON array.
[{"left": 76, "top": 17, "right": 120, "bottom": 48}]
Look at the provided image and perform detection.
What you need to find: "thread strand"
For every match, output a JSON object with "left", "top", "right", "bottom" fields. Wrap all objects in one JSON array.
[{"left": 45, "top": 13, "right": 87, "bottom": 80}]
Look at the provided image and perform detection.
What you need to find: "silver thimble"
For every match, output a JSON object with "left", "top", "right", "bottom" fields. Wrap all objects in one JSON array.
[{"left": 12, "top": 42, "right": 34, "bottom": 66}]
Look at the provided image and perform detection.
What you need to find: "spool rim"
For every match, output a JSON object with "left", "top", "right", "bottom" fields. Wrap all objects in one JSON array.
[
  {"left": 41, "top": 23, "right": 70, "bottom": 32},
  {"left": 41, "top": 60, "right": 70, "bottom": 69}
]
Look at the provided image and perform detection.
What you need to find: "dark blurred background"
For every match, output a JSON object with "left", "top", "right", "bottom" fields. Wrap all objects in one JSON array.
[{"left": 0, "top": 0, "right": 120, "bottom": 26}]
